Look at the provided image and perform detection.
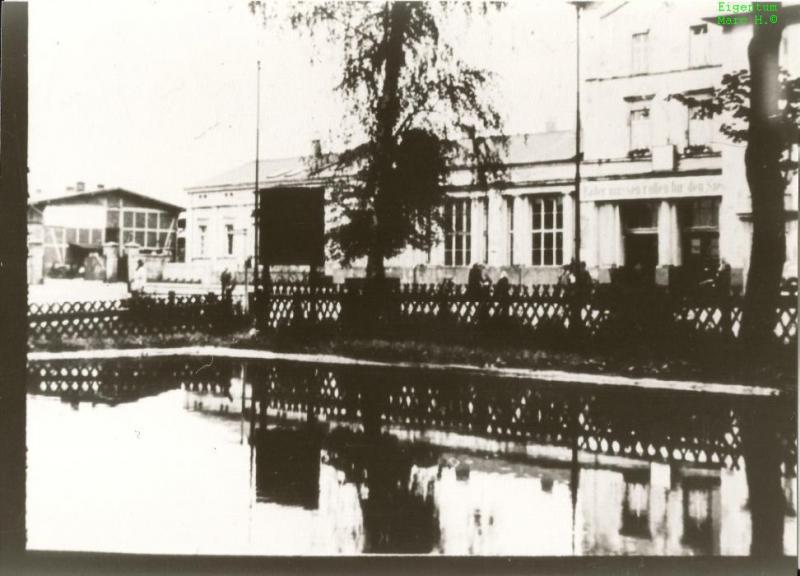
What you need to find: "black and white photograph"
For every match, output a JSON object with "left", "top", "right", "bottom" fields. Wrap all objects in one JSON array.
[{"left": 0, "top": 0, "right": 798, "bottom": 573}]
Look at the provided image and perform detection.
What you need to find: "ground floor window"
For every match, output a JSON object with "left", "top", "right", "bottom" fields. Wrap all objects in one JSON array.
[
  {"left": 680, "top": 197, "right": 720, "bottom": 275},
  {"left": 225, "top": 223, "right": 235, "bottom": 256},
  {"left": 444, "top": 198, "right": 471, "bottom": 266},
  {"left": 621, "top": 201, "right": 659, "bottom": 277},
  {"left": 198, "top": 224, "right": 208, "bottom": 257},
  {"left": 531, "top": 196, "right": 563, "bottom": 266}
]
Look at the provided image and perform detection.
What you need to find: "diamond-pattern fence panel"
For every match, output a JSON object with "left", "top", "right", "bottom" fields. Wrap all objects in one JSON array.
[
  {"left": 28, "top": 293, "right": 249, "bottom": 346},
  {"left": 254, "top": 283, "right": 797, "bottom": 347},
  {"left": 28, "top": 283, "right": 797, "bottom": 348}
]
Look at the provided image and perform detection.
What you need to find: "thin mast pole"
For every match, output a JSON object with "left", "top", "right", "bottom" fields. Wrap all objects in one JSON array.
[
  {"left": 253, "top": 60, "right": 261, "bottom": 291},
  {"left": 574, "top": 4, "right": 582, "bottom": 272}
]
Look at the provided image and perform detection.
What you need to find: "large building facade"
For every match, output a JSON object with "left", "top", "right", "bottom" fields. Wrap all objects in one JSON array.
[
  {"left": 181, "top": 0, "right": 798, "bottom": 288},
  {"left": 579, "top": 0, "right": 799, "bottom": 288}
]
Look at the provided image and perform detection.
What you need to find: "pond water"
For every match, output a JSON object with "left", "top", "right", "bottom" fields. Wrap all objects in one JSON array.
[{"left": 25, "top": 356, "right": 797, "bottom": 556}]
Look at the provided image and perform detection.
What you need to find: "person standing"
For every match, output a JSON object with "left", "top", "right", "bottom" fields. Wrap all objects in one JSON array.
[{"left": 130, "top": 259, "right": 147, "bottom": 296}]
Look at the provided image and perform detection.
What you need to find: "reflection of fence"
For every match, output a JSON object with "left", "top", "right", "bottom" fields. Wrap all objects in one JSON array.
[
  {"left": 25, "top": 355, "right": 797, "bottom": 475},
  {"left": 247, "top": 361, "right": 797, "bottom": 475},
  {"left": 28, "top": 292, "right": 248, "bottom": 343},
  {"left": 261, "top": 283, "right": 798, "bottom": 346},
  {"left": 27, "top": 356, "right": 240, "bottom": 403}
]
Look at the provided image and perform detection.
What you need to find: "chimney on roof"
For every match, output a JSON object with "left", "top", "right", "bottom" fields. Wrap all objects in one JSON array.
[
  {"left": 97, "top": 184, "right": 104, "bottom": 190},
  {"left": 66, "top": 186, "right": 74, "bottom": 194},
  {"left": 311, "top": 139, "right": 322, "bottom": 159},
  {"left": 76, "top": 181, "right": 85, "bottom": 193}
]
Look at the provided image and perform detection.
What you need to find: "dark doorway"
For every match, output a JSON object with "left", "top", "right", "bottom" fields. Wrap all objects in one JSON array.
[
  {"left": 621, "top": 201, "right": 659, "bottom": 284},
  {"left": 625, "top": 234, "right": 658, "bottom": 278}
]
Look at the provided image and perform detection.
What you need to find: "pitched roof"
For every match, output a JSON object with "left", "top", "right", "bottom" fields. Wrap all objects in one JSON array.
[
  {"left": 187, "top": 155, "right": 338, "bottom": 191},
  {"left": 31, "top": 187, "right": 184, "bottom": 211},
  {"left": 188, "top": 130, "right": 576, "bottom": 191},
  {"left": 451, "top": 131, "right": 576, "bottom": 167}
]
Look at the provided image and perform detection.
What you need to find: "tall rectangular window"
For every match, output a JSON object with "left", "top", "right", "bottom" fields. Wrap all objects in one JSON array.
[
  {"left": 687, "top": 101, "right": 711, "bottom": 147},
  {"left": 444, "top": 198, "right": 471, "bottom": 266},
  {"left": 689, "top": 24, "right": 709, "bottom": 67},
  {"left": 631, "top": 32, "right": 649, "bottom": 74},
  {"left": 225, "top": 223, "right": 235, "bottom": 256},
  {"left": 680, "top": 198, "right": 720, "bottom": 273},
  {"left": 531, "top": 197, "right": 563, "bottom": 266},
  {"left": 198, "top": 224, "right": 207, "bottom": 257},
  {"left": 506, "top": 196, "right": 515, "bottom": 265},
  {"left": 629, "top": 108, "right": 651, "bottom": 151}
]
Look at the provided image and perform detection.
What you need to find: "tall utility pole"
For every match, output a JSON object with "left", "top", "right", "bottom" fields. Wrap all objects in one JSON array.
[
  {"left": 569, "top": 1, "right": 594, "bottom": 272},
  {"left": 253, "top": 60, "right": 261, "bottom": 291}
]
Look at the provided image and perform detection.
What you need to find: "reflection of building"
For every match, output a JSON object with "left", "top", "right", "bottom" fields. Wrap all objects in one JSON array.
[
  {"left": 620, "top": 469, "right": 651, "bottom": 539},
  {"left": 30, "top": 184, "right": 183, "bottom": 281}
]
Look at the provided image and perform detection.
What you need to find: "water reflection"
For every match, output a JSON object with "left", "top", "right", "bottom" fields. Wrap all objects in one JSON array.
[{"left": 25, "top": 356, "right": 797, "bottom": 556}]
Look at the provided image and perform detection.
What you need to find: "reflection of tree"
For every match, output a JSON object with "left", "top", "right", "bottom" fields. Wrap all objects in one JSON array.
[
  {"left": 326, "top": 428, "right": 440, "bottom": 554},
  {"left": 741, "top": 403, "right": 785, "bottom": 557}
]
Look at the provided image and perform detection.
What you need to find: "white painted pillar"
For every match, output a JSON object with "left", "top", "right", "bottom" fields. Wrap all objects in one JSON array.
[
  {"left": 598, "top": 204, "right": 619, "bottom": 267},
  {"left": 658, "top": 201, "right": 682, "bottom": 267},
  {"left": 670, "top": 203, "right": 682, "bottom": 266},
  {"left": 657, "top": 200, "right": 671, "bottom": 267},
  {"left": 613, "top": 204, "right": 625, "bottom": 267},
  {"left": 562, "top": 191, "right": 575, "bottom": 265},
  {"left": 584, "top": 201, "right": 599, "bottom": 269},
  {"left": 470, "top": 196, "right": 485, "bottom": 265},
  {"left": 486, "top": 189, "right": 504, "bottom": 266},
  {"left": 513, "top": 195, "right": 531, "bottom": 265}
]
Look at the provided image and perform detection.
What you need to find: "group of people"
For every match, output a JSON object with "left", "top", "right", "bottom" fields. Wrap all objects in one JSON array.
[
  {"left": 466, "top": 263, "right": 513, "bottom": 298},
  {"left": 463, "top": 260, "right": 594, "bottom": 299}
]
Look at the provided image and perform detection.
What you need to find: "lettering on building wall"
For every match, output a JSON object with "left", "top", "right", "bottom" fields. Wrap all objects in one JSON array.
[{"left": 582, "top": 178, "right": 723, "bottom": 202}]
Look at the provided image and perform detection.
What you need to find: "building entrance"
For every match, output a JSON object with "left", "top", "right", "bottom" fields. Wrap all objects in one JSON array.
[{"left": 621, "top": 201, "right": 659, "bottom": 284}]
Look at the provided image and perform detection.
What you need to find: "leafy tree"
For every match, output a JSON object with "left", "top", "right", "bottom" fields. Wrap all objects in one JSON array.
[{"left": 249, "top": 1, "right": 506, "bottom": 282}]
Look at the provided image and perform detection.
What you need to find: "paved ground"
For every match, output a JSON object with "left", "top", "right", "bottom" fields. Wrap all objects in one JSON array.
[
  {"left": 28, "top": 279, "right": 130, "bottom": 304},
  {"left": 28, "top": 279, "right": 249, "bottom": 304}
]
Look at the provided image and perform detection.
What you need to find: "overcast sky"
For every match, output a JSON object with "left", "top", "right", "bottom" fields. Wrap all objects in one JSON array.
[{"left": 29, "top": 0, "right": 579, "bottom": 206}]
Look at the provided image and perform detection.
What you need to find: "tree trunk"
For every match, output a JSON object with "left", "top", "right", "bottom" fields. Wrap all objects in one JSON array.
[
  {"left": 366, "top": 1, "right": 410, "bottom": 283},
  {"left": 739, "top": 16, "right": 787, "bottom": 558},
  {"left": 740, "top": 17, "right": 786, "bottom": 360}
]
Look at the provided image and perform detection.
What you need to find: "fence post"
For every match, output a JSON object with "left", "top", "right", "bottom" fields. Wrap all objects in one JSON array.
[
  {"left": 437, "top": 283, "right": 451, "bottom": 324},
  {"left": 720, "top": 292, "right": 733, "bottom": 340},
  {"left": 167, "top": 290, "right": 176, "bottom": 330}
]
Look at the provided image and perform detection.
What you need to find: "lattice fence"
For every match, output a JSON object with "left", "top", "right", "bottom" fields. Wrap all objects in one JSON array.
[
  {"left": 27, "top": 283, "right": 798, "bottom": 347},
  {"left": 257, "top": 283, "right": 797, "bottom": 346},
  {"left": 28, "top": 293, "right": 248, "bottom": 344}
]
